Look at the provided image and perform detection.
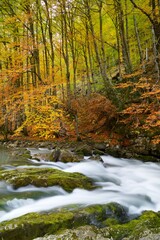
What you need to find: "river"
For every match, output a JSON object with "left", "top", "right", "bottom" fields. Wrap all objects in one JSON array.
[{"left": 0, "top": 146, "right": 160, "bottom": 223}]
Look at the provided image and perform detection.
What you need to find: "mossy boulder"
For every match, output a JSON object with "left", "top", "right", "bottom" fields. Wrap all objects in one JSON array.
[
  {"left": 0, "top": 168, "right": 94, "bottom": 192},
  {"left": 0, "top": 211, "right": 75, "bottom": 240},
  {"left": 1, "top": 205, "right": 160, "bottom": 240},
  {"left": 108, "top": 210, "right": 160, "bottom": 240},
  {"left": 34, "top": 225, "right": 110, "bottom": 240},
  {"left": 34, "top": 210, "right": 160, "bottom": 240},
  {"left": 0, "top": 204, "right": 128, "bottom": 240}
]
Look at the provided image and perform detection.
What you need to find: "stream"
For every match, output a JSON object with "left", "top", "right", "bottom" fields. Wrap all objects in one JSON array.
[{"left": 0, "top": 146, "right": 160, "bottom": 223}]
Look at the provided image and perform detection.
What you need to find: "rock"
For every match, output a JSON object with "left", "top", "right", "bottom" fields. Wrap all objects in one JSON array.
[
  {"left": 49, "top": 148, "right": 81, "bottom": 163},
  {"left": 0, "top": 205, "right": 160, "bottom": 240},
  {"left": 94, "top": 142, "right": 106, "bottom": 151},
  {"left": 0, "top": 168, "right": 94, "bottom": 192},
  {"left": 32, "top": 153, "right": 52, "bottom": 161},
  {"left": 74, "top": 143, "right": 92, "bottom": 156},
  {"left": 0, "top": 211, "right": 75, "bottom": 240},
  {"left": 131, "top": 137, "right": 150, "bottom": 155},
  {"left": 0, "top": 204, "right": 128, "bottom": 240},
  {"left": 92, "top": 149, "right": 105, "bottom": 155},
  {"left": 33, "top": 225, "right": 111, "bottom": 240},
  {"left": 139, "top": 231, "right": 160, "bottom": 240},
  {"left": 109, "top": 210, "right": 160, "bottom": 240},
  {"left": 11, "top": 149, "right": 31, "bottom": 159},
  {"left": 49, "top": 147, "right": 61, "bottom": 162},
  {"left": 59, "top": 149, "right": 80, "bottom": 163},
  {"left": 88, "top": 155, "right": 103, "bottom": 162}
]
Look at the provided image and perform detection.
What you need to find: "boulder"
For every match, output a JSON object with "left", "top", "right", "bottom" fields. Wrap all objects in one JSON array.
[
  {"left": 32, "top": 153, "right": 52, "bottom": 161},
  {"left": 2, "top": 205, "right": 160, "bottom": 240},
  {"left": 74, "top": 143, "right": 92, "bottom": 156},
  {"left": 0, "top": 168, "right": 94, "bottom": 192},
  {"left": 94, "top": 142, "right": 106, "bottom": 151},
  {"left": 33, "top": 225, "right": 110, "bottom": 240},
  {"left": 59, "top": 149, "right": 80, "bottom": 163},
  {"left": 88, "top": 155, "right": 103, "bottom": 162},
  {"left": 49, "top": 148, "right": 81, "bottom": 163},
  {"left": 0, "top": 203, "right": 129, "bottom": 240}
]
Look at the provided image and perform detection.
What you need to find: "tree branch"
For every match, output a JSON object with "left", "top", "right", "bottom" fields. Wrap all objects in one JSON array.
[{"left": 129, "top": 0, "right": 154, "bottom": 25}]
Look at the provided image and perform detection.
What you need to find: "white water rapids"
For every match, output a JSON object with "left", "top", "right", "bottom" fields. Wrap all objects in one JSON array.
[{"left": 0, "top": 148, "right": 160, "bottom": 223}]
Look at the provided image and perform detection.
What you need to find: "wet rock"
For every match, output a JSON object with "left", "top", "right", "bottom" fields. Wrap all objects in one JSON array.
[
  {"left": 92, "top": 149, "right": 105, "bottom": 155},
  {"left": 49, "top": 148, "right": 61, "bottom": 162},
  {"left": 33, "top": 225, "right": 111, "bottom": 240},
  {"left": 88, "top": 155, "right": 103, "bottom": 162},
  {"left": 131, "top": 137, "right": 151, "bottom": 155},
  {"left": 0, "top": 204, "right": 128, "bottom": 240},
  {"left": 74, "top": 143, "right": 92, "bottom": 156},
  {"left": 1, "top": 204, "right": 160, "bottom": 240},
  {"left": 139, "top": 231, "right": 160, "bottom": 240},
  {"left": 0, "top": 168, "right": 94, "bottom": 192},
  {"left": 11, "top": 148, "right": 31, "bottom": 159},
  {"left": 59, "top": 149, "right": 80, "bottom": 163},
  {"left": 49, "top": 148, "right": 81, "bottom": 163},
  {"left": 32, "top": 153, "right": 52, "bottom": 161},
  {"left": 94, "top": 142, "right": 106, "bottom": 151}
]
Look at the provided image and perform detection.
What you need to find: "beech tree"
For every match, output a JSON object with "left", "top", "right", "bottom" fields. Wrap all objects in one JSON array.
[
  {"left": 130, "top": 0, "right": 160, "bottom": 77},
  {"left": 0, "top": 0, "right": 159, "bottom": 141}
]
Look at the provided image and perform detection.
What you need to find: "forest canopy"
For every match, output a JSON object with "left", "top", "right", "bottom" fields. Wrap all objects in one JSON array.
[{"left": 0, "top": 0, "right": 159, "bottom": 143}]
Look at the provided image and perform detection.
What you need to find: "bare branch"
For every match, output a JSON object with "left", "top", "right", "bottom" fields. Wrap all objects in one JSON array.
[{"left": 129, "top": 0, "right": 154, "bottom": 25}]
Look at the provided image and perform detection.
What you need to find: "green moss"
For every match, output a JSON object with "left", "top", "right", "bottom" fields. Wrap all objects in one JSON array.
[
  {"left": 108, "top": 211, "right": 160, "bottom": 239},
  {"left": 0, "top": 168, "right": 94, "bottom": 192},
  {"left": 0, "top": 206, "right": 160, "bottom": 240},
  {"left": 136, "top": 154, "right": 159, "bottom": 162},
  {"left": 0, "top": 204, "right": 124, "bottom": 239},
  {"left": 0, "top": 211, "right": 75, "bottom": 240}
]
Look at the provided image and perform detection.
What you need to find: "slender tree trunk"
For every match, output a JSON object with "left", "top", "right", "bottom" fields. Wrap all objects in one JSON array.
[
  {"left": 82, "top": 45, "right": 91, "bottom": 96},
  {"left": 85, "top": 21, "right": 96, "bottom": 91},
  {"left": 38, "top": 0, "right": 49, "bottom": 78},
  {"left": 133, "top": 14, "right": 143, "bottom": 64},
  {"left": 84, "top": 0, "right": 121, "bottom": 107},
  {"left": 116, "top": 0, "right": 132, "bottom": 73},
  {"left": 59, "top": 0, "right": 71, "bottom": 108},
  {"left": 152, "top": 26, "right": 160, "bottom": 82},
  {"left": 43, "top": 0, "right": 56, "bottom": 95}
]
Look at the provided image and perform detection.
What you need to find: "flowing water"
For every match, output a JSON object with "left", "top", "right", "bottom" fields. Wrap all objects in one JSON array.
[{"left": 0, "top": 146, "right": 160, "bottom": 223}]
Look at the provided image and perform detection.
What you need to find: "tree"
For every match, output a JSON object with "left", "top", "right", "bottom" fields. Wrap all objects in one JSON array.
[
  {"left": 114, "top": 0, "right": 132, "bottom": 73},
  {"left": 130, "top": 0, "right": 160, "bottom": 76}
]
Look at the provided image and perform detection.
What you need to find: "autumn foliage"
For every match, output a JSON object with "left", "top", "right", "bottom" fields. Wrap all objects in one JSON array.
[
  {"left": 117, "top": 74, "right": 160, "bottom": 144},
  {"left": 70, "top": 93, "right": 117, "bottom": 136}
]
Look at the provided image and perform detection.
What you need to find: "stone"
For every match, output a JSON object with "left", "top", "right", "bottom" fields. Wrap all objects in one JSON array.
[
  {"left": 33, "top": 225, "right": 111, "bottom": 240},
  {"left": 74, "top": 144, "right": 92, "bottom": 156},
  {"left": 88, "top": 155, "right": 103, "bottom": 162},
  {"left": 59, "top": 149, "right": 80, "bottom": 163},
  {"left": 0, "top": 206, "right": 160, "bottom": 240},
  {"left": 0, "top": 168, "right": 94, "bottom": 192}
]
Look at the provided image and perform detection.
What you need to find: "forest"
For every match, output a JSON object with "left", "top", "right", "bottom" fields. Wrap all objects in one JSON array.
[
  {"left": 0, "top": 0, "right": 160, "bottom": 146},
  {"left": 0, "top": 1, "right": 160, "bottom": 239}
]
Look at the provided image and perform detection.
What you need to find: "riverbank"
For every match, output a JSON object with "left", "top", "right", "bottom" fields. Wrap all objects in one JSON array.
[{"left": 1, "top": 135, "right": 160, "bottom": 163}]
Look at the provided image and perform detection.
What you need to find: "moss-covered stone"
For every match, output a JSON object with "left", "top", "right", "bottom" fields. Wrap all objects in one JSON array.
[
  {"left": 0, "top": 203, "right": 129, "bottom": 240},
  {"left": 0, "top": 211, "right": 75, "bottom": 240},
  {"left": 34, "top": 225, "right": 111, "bottom": 240},
  {"left": 33, "top": 210, "right": 160, "bottom": 240},
  {"left": 0, "top": 204, "right": 160, "bottom": 240},
  {"left": 107, "top": 210, "right": 160, "bottom": 240},
  {"left": 0, "top": 168, "right": 94, "bottom": 192}
]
